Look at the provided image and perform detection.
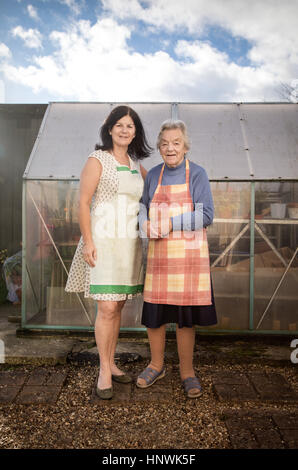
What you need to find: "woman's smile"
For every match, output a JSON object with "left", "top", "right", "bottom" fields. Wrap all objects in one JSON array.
[
  {"left": 110, "top": 114, "right": 136, "bottom": 147},
  {"left": 159, "top": 128, "right": 187, "bottom": 168}
]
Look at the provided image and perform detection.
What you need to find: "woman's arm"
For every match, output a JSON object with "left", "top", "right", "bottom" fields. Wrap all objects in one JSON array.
[
  {"left": 139, "top": 164, "right": 147, "bottom": 180},
  {"left": 138, "top": 174, "right": 149, "bottom": 238},
  {"left": 171, "top": 167, "right": 214, "bottom": 231},
  {"left": 79, "top": 157, "right": 102, "bottom": 266},
  {"left": 138, "top": 171, "right": 159, "bottom": 238}
]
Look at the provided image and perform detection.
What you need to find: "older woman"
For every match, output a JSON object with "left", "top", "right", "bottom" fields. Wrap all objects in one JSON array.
[
  {"left": 137, "top": 120, "right": 217, "bottom": 398},
  {"left": 66, "top": 106, "right": 151, "bottom": 399}
]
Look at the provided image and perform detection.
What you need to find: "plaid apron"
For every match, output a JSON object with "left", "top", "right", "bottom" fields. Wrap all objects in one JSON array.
[{"left": 143, "top": 159, "right": 212, "bottom": 306}]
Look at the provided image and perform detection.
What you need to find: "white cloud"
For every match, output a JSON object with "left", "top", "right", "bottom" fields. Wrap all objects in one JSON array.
[
  {"left": 0, "top": 17, "right": 282, "bottom": 102},
  {"left": 0, "top": 43, "right": 11, "bottom": 59},
  {"left": 174, "top": 40, "right": 275, "bottom": 101},
  {"left": 2, "top": 1, "right": 297, "bottom": 102},
  {"left": 102, "top": 0, "right": 298, "bottom": 81},
  {"left": 58, "top": 0, "right": 83, "bottom": 16},
  {"left": 101, "top": 0, "right": 206, "bottom": 33},
  {"left": 11, "top": 26, "right": 43, "bottom": 49},
  {"left": 27, "top": 5, "right": 39, "bottom": 21}
]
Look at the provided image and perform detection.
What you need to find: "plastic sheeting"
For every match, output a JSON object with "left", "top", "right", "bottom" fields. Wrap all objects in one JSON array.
[{"left": 24, "top": 102, "right": 298, "bottom": 181}]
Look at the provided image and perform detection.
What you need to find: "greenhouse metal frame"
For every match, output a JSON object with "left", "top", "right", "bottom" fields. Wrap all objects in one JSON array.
[{"left": 22, "top": 102, "right": 298, "bottom": 334}]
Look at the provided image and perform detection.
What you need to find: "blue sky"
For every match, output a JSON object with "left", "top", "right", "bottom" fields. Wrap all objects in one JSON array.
[{"left": 0, "top": 0, "right": 297, "bottom": 103}]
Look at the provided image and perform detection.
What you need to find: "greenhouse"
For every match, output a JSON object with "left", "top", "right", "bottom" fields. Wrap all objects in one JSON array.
[{"left": 22, "top": 102, "right": 298, "bottom": 334}]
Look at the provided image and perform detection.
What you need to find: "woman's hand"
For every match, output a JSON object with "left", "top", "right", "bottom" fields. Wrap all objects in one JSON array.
[
  {"left": 143, "top": 220, "right": 159, "bottom": 238},
  {"left": 82, "top": 241, "right": 97, "bottom": 267},
  {"left": 79, "top": 157, "right": 102, "bottom": 266},
  {"left": 142, "top": 219, "right": 173, "bottom": 238},
  {"left": 160, "top": 218, "right": 173, "bottom": 237}
]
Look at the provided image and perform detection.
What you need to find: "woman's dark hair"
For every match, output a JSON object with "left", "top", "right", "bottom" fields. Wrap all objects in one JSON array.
[{"left": 95, "top": 105, "right": 152, "bottom": 160}]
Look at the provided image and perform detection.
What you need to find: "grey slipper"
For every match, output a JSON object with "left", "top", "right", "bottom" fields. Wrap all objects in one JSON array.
[
  {"left": 96, "top": 386, "right": 113, "bottom": 400},
  {"left": 112, "top": 373, "right": 132, "bottom": 384},
  {"left": 96, "top": 372, "right": 113, "bottom": 399},
  {"left": 182, "top": 376, "right": 202, "bottom": 398},
  {"left": 136, "top": 366, "right": 166, "bottom": 388}
]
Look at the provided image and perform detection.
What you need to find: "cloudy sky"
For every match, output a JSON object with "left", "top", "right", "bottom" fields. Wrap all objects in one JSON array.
[{"left": 0, "top": 0, "right": 297, "bottom": 103}]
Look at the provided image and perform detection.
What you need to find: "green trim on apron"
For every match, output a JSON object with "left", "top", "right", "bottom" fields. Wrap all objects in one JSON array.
[
  {"left": 116, "top": 166, "right": 139, "bottom": 174},
  {"left": 90, "top": 284, "right": 144, "bottom": 294}
]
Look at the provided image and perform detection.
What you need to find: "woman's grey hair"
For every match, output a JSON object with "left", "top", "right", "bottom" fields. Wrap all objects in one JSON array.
[{"left": 156, "top": 119, "right": 190, "bottom": 151}]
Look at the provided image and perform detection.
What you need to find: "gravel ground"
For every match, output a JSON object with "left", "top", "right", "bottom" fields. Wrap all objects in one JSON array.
[{"left": 0, "top": 359, "right": 297, "bottom": 449}]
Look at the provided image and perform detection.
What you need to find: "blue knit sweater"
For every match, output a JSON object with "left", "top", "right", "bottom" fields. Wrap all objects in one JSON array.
[{"left": 138, "top": 158, "right": 214, "bottom": 236}]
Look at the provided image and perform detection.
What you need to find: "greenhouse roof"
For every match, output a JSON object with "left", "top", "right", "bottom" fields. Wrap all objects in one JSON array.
[{"left": 24, "top": 102, "right": 298, "bottom": 181}]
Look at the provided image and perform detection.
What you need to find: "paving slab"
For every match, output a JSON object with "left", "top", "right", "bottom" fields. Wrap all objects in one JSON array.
[
  {"left": 21, "top": 369, "right": 67, "bottom": 404},
  {"left": 223, "top": 410, "right": 298, "bottom": 449},
  {"left": 0, "top": 370, "right": 28, "bottom": 404},
  {"left": 15, "top": 386, "right": 62, "bottom": 405},
  {"left": 213, "top": 383, "right": 257, "bottom": 401},
  {"left": 90, "top": 383, "right": 132, "bottom": 405},
  {"left": 272, "top": 413, "right": 298, "bottom": 449},
  {"left": 249, "top": 417, "right": 283, "bottom": 449},
  {"left": 0, "top": 386, "right": 21, "bottom": 404},
  {"left": 0, "top": 370, "right": 27, "bottom": 386},
  {"left": 272, "top": 413, "right": 298, "bottom": 429},
  {"left": 223, "top": 416, "right": 263, "bottom": 449},
  {"left": 0, "top": 368, "right": 67, "bottom": 404},
  {"left": 47, "top": 371, "right": 67, "bottom": 387},
  {"left": 26, "top": 368, "right": 49, "bottom": 385},
  {"left": 211, "top": 371, "right": 251, "bottom": 385},
  {"left": 212, "top": 371, "right": 258, "bottom": 401},
  {"left": 248, "top": 371, "right": 298, "bottom": 403},
  {"left": 212, "top": 371, "right": 298, "bottom": 403}
]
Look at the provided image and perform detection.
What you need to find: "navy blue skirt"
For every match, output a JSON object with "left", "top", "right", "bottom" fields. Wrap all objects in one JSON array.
[{"left": 141, "top": 276, "right": 217, "bottom": 329}]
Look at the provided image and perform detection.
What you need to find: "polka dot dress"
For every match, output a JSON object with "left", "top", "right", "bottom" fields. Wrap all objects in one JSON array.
[{"left": 65, "top": 150, "right": 142, "bottom": 301}]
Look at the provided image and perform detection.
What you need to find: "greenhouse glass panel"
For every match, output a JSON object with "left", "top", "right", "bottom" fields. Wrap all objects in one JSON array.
[
  {"left": 24, "top": 180, "right": 96, "bottom": 327},
  {"left": 240, "top": 104, "right": 298, "bottom": 179},
  {"left": 253, "top": 182, "right": 298, "bottom": 332},
  {"left": 209, "top": 182, "right": 251, "bottom": 330},
  {"left": 177, "top": 103, "right": 250, "bottom": 179},
  {"left": 24, "top": 103, "right": 112, "bottom": 179},
  {"left": 24, "top": 102, "right": 172, "bottom": 179}
]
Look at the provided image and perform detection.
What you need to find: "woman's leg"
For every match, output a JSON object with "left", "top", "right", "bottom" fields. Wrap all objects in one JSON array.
[
  {"left": 109, "top": 300, "right": 127, "bottom": 376},
  {"left": 176, "top": 325, "right": 196, "bottom": 381},
  {"left": 137, "top": 324, "right": 167, "bottom": 386},
  {"left": 95, "top": 300, "right": 125, "bottom": 389}
]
